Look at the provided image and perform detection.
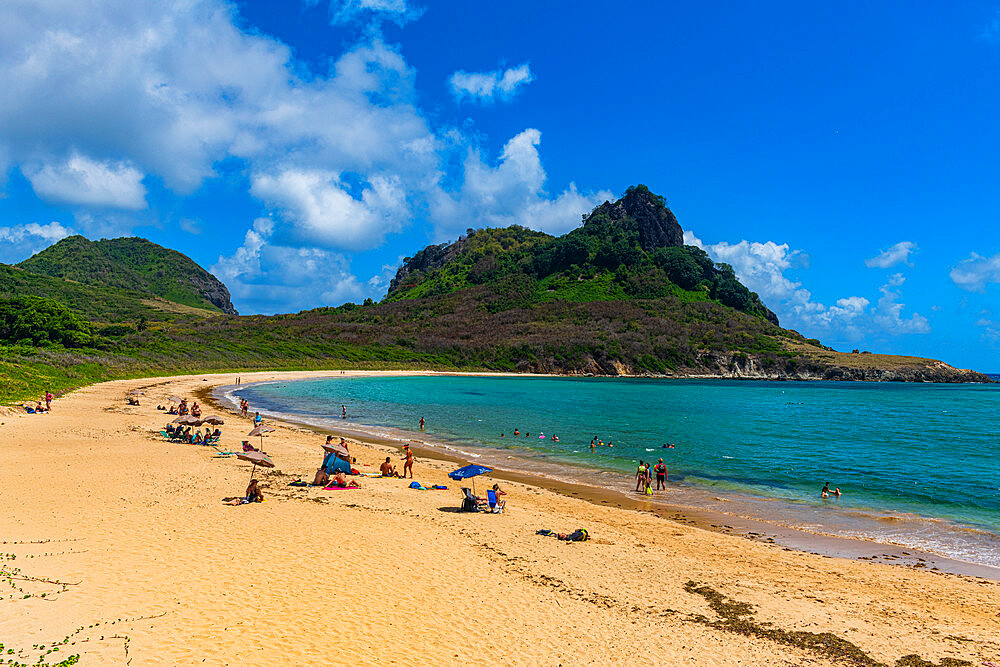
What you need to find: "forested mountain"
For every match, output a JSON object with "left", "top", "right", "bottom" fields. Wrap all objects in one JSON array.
[
  {"left": 0, "top": 185, "right": 991, "bottom": 403},
  {"left": 17, "top": 236, "right": 236, "bottom": 314}
]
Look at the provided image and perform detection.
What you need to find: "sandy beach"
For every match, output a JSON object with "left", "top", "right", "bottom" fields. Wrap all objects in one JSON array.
[{"left": 2, "top": 371, "right": 998, "bottom": 666}]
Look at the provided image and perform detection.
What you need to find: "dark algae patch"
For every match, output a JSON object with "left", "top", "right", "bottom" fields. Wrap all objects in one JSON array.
[{"left": 683, "top": 581, "right": 972, "bottom": 667}]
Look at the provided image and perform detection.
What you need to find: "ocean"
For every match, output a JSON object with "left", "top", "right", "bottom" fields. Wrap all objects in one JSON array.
[{"left": 231, "top": 374, "right": 1000, "bottom": 568}]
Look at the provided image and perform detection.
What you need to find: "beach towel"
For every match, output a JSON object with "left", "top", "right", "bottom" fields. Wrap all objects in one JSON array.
[
  {"left": 323, "top": 485, "right": 360, "bottom": 490},
  {"left": 430, "top": 485, "right": 448, "bottom": 490},
  {"left": 288, "top": 480, "right": 309, "bottom": 487}
]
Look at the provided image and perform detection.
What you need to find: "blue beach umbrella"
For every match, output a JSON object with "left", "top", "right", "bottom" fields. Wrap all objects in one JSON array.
[{"left": 448, "top": 464, "right": 493, "bottom": 495}]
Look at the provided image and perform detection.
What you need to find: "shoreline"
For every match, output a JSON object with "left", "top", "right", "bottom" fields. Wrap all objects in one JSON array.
[
  {"left": 203, "top": 373, "right": 1000, "bottom": 582},
  {"left": 4, "top": 369, "right": 999, "bottom": 665}
]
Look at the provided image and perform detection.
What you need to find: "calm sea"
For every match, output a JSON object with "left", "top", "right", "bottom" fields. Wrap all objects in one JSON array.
[{"left": 233, "top": 375, "right": 1000, "bottom": 567}]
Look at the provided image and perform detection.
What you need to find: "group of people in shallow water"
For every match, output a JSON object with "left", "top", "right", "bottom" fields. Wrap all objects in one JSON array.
[
  {"left": 635, "top": 458, "right": 668, "bottom": 495},
  {"left": 501, "top": 429, "right": 559, "bottom": 442},
  {"left": 821, "top": 482, "right": 842, "bottom": 499}
]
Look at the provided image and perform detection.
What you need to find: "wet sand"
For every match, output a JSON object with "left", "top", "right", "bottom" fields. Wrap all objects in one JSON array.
[{"left": 1, "top": 370, "right": 998, "bottom": 666}]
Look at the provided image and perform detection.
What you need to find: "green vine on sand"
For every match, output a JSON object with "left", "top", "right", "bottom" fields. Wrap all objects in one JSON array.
[
  {"left": 683, "top": 581, "right": 972, "bottom": 667},
  {"left": 0, "top": 612, "right": 165, "bottom": 666}
]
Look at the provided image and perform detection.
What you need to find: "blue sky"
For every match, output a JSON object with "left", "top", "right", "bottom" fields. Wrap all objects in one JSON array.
[{"left": 1, "top": 1, "right": 1000, "bottom": 370}]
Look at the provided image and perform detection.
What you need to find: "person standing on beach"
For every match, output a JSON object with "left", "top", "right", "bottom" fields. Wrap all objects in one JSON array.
[
  {"left": 402, "top": 444, "right": 414, "bottom": 478},
  {"left": 342, "top": 405, "right": 347, "bottom": 419},
  {"left": 45, "top": 390, "right": 52, "bottom": 411},
  {"left": 654, "top": 458, "right": 667, "bottom": 490},
  {"left": 419, "top": 416, "right": 425, "bottom": 431},
  {"left": 635, "top": 461, "right": 646, "bottom": 492}
]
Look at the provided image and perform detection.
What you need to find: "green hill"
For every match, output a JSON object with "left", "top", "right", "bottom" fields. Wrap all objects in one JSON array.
[
  {"left": 17, "top": 236, "right": 237, "bottom": 314},
  {"left": 0, "top": 185, "right": 990, "bottom": 403},
  {"left": 386, "top": 184, "right": 777, "bottom": 324}
]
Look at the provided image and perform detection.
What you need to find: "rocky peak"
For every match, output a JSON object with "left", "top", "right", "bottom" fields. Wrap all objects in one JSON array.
[{"left": 587, "top": 184, "right": 684, "bottom": 251}]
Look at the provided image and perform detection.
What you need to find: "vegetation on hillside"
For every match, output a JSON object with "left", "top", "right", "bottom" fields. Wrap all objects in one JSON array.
[
  {"left": 17, "top": 236, "right": 236, "bottom": 314},
  {"left": 0, "top": 185, "right": 989, "bottom": 404},
  {"left": 387, "top": 185, "right": 777, "bottom": 323}
]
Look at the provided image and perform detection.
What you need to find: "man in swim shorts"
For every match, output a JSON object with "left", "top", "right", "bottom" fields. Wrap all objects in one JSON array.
[
  {"left": 654, "top": 458, "right": 667, "bottom": 490},
  {"left": 380, "top": 457, "right": 400, "bottom": 477}
]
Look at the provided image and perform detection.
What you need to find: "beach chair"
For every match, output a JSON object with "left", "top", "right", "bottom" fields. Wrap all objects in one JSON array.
[
  {"left": 486, "top": 489, "right": 505, "bottom": 514},
  {"left": 461, "top": 487, "right": 487, "bottom": 512}
]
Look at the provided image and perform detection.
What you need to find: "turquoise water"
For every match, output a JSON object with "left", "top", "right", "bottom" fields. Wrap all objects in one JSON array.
[{"left": 234, "top": 375, "right": 1000, "bottom": 565}]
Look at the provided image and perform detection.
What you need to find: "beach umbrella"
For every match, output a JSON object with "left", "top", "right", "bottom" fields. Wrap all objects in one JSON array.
[
  {"left": 236, "top": 450, "right": 274, "bottom": 484},
  {"left": 321, "top": 442, "right": 350, "bottom": 458},
  {"left": 172, "top": 415, "right": 201, "bottom": 425},
  {"left": 200, "top": 415, "right": 225, "bottom": 425},
  {"left": 448, "top": 464, "right": 493, "bottom": 495},
  {"left": 127, "top": 389, "right": 144, "bottom": 396},
  {"left": 321, "top": 442, "right": 351, "bottom": 472},
  {"left": 248, "top": 425, "right": 275, "bottom": 449}
]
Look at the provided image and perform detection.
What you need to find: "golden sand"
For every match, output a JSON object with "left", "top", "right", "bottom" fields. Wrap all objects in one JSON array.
[{"left": 1, "top": 371, "right": 998, "bottom": 666}]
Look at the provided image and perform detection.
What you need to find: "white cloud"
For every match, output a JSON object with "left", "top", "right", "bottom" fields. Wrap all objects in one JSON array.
[
  {"left": 0, "top": 2, "right": 437, "bottom": 212},
  {"left": 0, "top": 221, "right": 73, "bottom": 263},
  {"left": 212, "top": 218, "right": 367, "bottom": 314},
  {"left": 685, "top": 231, "right": 931, "bottom": 339},
  {"left": 449, "top": 64, "right": 534, "bottom": 103},
  {"left": 323, "top": 0, "right": 424, "bottom": 26},
  {"left": 431, "top": 128, "right": 611, "bottom": 238},
  {"left": 950, "top": 252, "right": 1000, "bottom": 292},
  {"left": 251, "top": 170, "right": 409, "bottom": 251},
  {"left": 23, "top": 153, "right": 146, "bottom": 209},
  {"left": 873, "top": 273, "right": 930, "bottom": 334},
  {"left": 865, "top": 241, "right": 916, "bottom": 269},
  {"left": 0, "top": 1, "right": 606, "bottom": 311}
]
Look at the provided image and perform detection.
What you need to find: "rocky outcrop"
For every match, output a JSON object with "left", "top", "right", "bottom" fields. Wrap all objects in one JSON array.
[
  {"left": 586, "top": 184, "right": 684, "bottom": 250},
  {"left": 189, "top": 274, "right": 237, "bottom": 315},
  {"left": 387, "top": 237, "right": 471, "bottom": 295}
]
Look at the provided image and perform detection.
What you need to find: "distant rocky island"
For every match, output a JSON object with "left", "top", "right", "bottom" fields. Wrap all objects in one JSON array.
[{"left": 0, "top": 185, "right": 990, "bottom": 403}]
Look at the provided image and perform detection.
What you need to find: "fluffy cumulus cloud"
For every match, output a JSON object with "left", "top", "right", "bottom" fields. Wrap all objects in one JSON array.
[
  {"left": 23, "top": 154, "right": 146, "bottom": 209},
  {"left": 872, "top": 273, "right": 930, "bottom": 334},
  {"left": 0, "top": 0, "right": 609, "bottom": 312},
  {"left": 685, "top": 231, "right": 928, "bottom": 339},
  {"left": 949, "top": 252, "right": 1000, "bottom": 292},
  {"left": 250, "top": 170, "right": 409, "bottom": 251},
  {"left": 865, "top": 241, "right": 916, "bottom": 269},
  {"left": 432, "top": 129, "right": 611, "bottom": 238},
  {"left": 0, "top": 0, "right": 436, "bottom": 241},
  {"left": 449, "top": 64, "right": 534, "bottom": 103},
  {"left": 0, "top": 221, "right": 73, "bottom": 263},
  {"left": 211, "top": 218, "right": 367, "bottom": 314}
]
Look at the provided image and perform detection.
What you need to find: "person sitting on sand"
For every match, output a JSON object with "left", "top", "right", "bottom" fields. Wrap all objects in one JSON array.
[
  {"left": 191, "top": 403, "right": 202, "bottom": 418},
  {"left": 492, "top": 483, "right": 506, "bottom": 496},
  {"left": 380, "top": 457, "right": 400, "bottom": 478},
  {"left": 313, "top": 467, "right": 330, "bottom": 486},
  {"left": 253, "top": 412, "right": 262, "bottom": 427},
  {"left": 331, "top": 471, "right": 360, "bottom": 488},
  {"left": 246, "top": 479, "right": 263, "bottom": 503},
  {"left": 192, "top": 432, "right": 203, "bottom": 445}
]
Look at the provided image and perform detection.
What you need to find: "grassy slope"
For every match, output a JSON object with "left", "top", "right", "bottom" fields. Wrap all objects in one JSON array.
[
  {"left": 0, "top": 264, "right": 217, "bottom": 324},
  {"left": 16, "top": 236, "right": 226, "bottom": 312}
]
